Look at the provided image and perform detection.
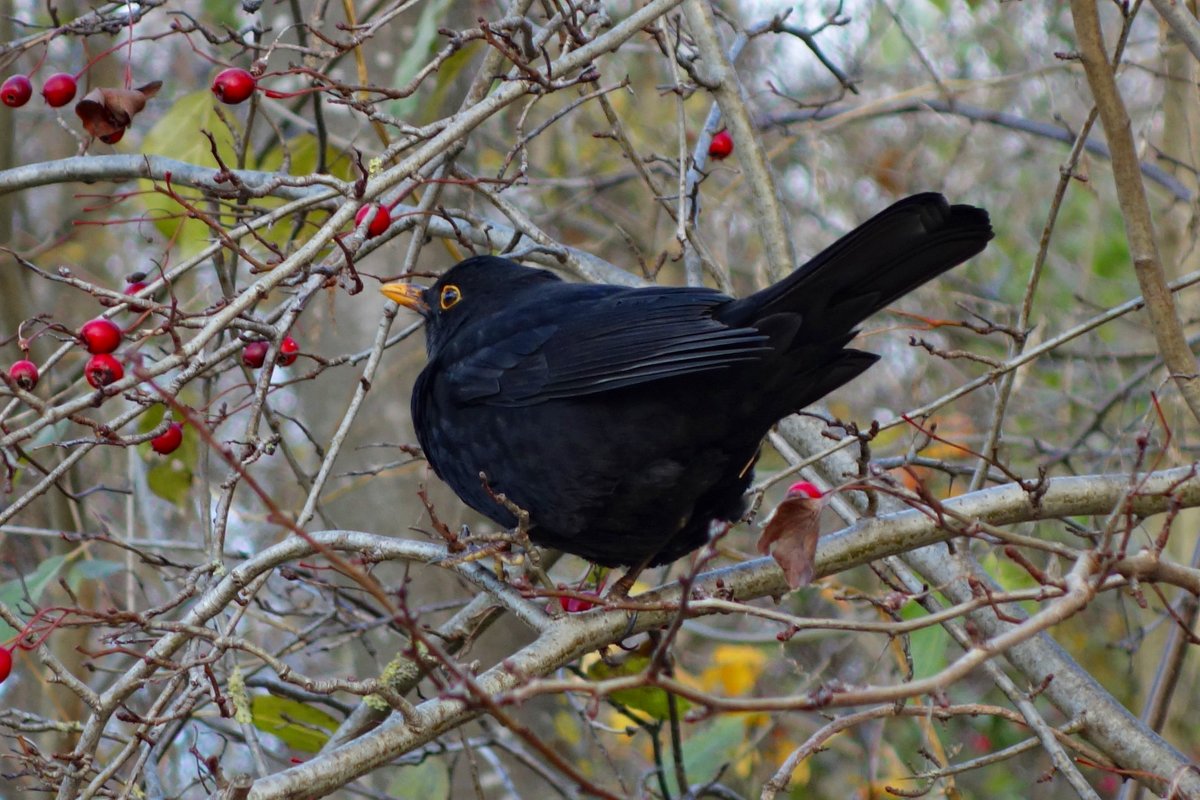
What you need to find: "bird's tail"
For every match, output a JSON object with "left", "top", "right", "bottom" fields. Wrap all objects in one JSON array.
[{"left": 737, "top": 193, "right": 993, "bottom": 336}]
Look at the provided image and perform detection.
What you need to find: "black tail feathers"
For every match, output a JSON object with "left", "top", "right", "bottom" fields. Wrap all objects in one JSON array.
[{"left": 733, "top": 193, "right": 992, "bottom": 335}]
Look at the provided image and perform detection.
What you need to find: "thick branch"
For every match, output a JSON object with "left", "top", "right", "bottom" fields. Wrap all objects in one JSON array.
[
  {"left": 246, "top": 465, "right": 1200, "bottom": 798},
  {"left": 1070, "top": 0, "right": 1200, "bottom": 424},
  {"left": 1150, "top": 0, "right": 1200, "bottom": 63}
]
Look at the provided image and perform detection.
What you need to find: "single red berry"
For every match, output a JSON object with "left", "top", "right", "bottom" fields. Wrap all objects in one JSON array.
[
  {"left": 0, "top": 647, "right": 11, "bottom": 683},
  {"left": 242, "top": 341, "right": 269, "bottom": 369},
  {"left": 8, "top": 360, "right": 38, "bottom": 391},
  {"left": 212, "top": 68, "right": 256, "bottom": 104},
  {"left": 41, "top": 73, "right": 77, "bottom": 107},
  {"left": 708, "top": 129, "right": 733, "bottom": 160},
  {"left": 355, "top": 204, "right": 391, "bottom": 238},
  {"left": 786, "top": 481, "right": 822, "bottom": 499},
  {"left": 967, "top": 731, "right": 992, "bottom": 754},
  {"left": 79, "top": 318, "right": 122, "bottom": 354},
  {"left": 277, "top": 336, "right": 299, "bottom": 366},
  {"left": 124, "top": 281, "right": 148, "bottom": 295},
  {"left": 151, "top": 422, "right": 184, "bottom": 455},
  {"left": 1, "top": 75, "right": 32, "bottom": 108},
  {"left": 84, "top": 353, "right": 123, "bottom": 388},
  {"left": 99, "top": 128, "right": 125, "bottom": 144},
  {"left": 559, "top": 594, "right": 597, "bottom": 613}
]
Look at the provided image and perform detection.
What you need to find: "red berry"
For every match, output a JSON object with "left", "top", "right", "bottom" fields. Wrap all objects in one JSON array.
[
  {"left": 84, "top": 353, "right": 123, "bottom": 388},
  {"left": 967, "top": 732, "right": 992, "bottom": 754},
  {"left": 787, "top": 481, "right": 822, "bottom": 499},
  {"left": 8, "top": 360, "right": 38, "bottom": 391},
  {"left": 0, "top": 647, "right": 11, "bottom": 683},
  {"left": 708, "top": 129, "right": 733, "bottom": 160},
  {"left": 99, "top": 128, "right": 125, "bottom": 144},
  {"left": 151, "top": 422, "right": 184, "bottom": 455},
  {"left": 242, "top": 341, "right": 269, "bottom": 369},
  {"left": 277, "top": 336, "right": 299, "bottom": 366},
  {"left": 212, "top": 68, "right": 256, "bottom": 105},
  {"left": 559, "top": 594, "right": 597, "bottom": 613},
  {"left": 355, "top": 204, "right": 391, "bottom": 238},
  {"left": 1, "top": 75, "right": 32, "bottom": 108},
  {"left": 79, "top": 318, "right": 122, "bottom": 354},
  {"left": 41, "top": 73, "right": 77, "bottom": 107}
]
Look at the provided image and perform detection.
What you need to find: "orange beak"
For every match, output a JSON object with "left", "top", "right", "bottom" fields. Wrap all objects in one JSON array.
[{"left": 380, "top": 282, "right": 429, "bottom": 314}]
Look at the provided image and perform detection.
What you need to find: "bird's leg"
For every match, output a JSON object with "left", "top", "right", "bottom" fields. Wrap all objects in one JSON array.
[
  {"left": 479, "top": 471, "right": 555, "bottom": 590},
  {"left": 606, "top": 552, "right": 655, "bottom": 599}
]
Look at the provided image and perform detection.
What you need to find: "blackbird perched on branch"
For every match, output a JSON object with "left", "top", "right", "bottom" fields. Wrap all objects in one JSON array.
[{"left": 381, "top": 193, "right": 992, "bottom": 588}]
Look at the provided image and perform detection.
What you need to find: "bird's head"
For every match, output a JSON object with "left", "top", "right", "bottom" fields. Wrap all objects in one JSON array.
[{"left": 380, "top": 255, "right": 562, "bottom": 354}]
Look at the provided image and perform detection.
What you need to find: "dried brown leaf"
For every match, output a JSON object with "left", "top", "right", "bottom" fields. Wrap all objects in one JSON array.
[
  {"left": 74, "top": 81, "right": 162, "bottom": 139},
  {"left": 757, "top": 482, "right": 824, "bottom": 588}
]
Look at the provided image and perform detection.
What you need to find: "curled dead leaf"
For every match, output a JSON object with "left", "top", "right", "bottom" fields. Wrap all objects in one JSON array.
[
  {"left": 757, "top": 481, "right": 824, "bottom": 589},
  {"left": 74, "top": 81, "right": 162, "bottom": 140}
]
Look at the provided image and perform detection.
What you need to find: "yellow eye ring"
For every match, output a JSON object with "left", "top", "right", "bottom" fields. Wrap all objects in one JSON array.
[{"left": 439, "top": 284, "right": 462, "bottom": 310}]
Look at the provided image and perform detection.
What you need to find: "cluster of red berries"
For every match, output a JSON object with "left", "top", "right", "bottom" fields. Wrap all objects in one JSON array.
[
  {"left": 78, "top": 319, "right": 184, "bottom": 453},
  {"left": 4, "top": 318, "right": 125, "bottom": 394},
  {"left": 78, "top": 319, "right": 185, "bottom": 454},
  {"left": 5, "top": 65, "right": 258, "bottom": 110},
  {"left": 242, "top": 336, "right": 300, "bottom": 369},
  {"left": 5, "top": 315, "right": 185, "bottom": 455},
  {"left": 14, "top": 63, "right": 391, "bottom": 246},
  {"left": 78, "top": 318, "right": 124, "bottom": 389},
  {"left": 1, "top": 72, "right": 77, "bottom": 108}
]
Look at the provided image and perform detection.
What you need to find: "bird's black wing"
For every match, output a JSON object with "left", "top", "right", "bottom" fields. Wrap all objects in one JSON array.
[{"left": 441, "top": 288, "right": 772, "bottom": 406}]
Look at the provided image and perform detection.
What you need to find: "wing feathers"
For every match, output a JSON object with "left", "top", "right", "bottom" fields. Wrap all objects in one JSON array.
[{"left": 443, "top": 288, "right": 771, "bottom": 406}]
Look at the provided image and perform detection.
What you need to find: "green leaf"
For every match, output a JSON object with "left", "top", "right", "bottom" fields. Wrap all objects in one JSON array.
[
  {"left": 586, "top": 652, "right": 691, "bottom": 721},
  {"left": 138, "top": 403, "right": 167, "bottom": 434},
  {"left": 902, "top": 601, "right": 949, "bottom": 680},
  {"left": 29, "top": 418, "right": 71, "bottom": 450},
  {"left": 0, "top": 554, "right": 69, "bottom": 642},
  {"left": 387, "top": 758, "right": 451, "bottom": 800},
  {"left": 66, "top": 559, "right": 123, "bottom": 592},
  {"left": 389, "top": 0, "right": 458, "bottom": 121},
  {"left": 250, "top": 695, "right": 340, "bottom": 753},
  {"left": 258, "top": 133, "right": 354, "bottom": 180},
  {"left": 422, "top": 45, "right": 478, "bottom": 120},
  {"left": 663, "top": 715, "right": 749, "bottom": 796},
  {"left": 255, "top": 133, "right": 356, "bottom": 251},
  {"left": 146, "top": 448, "right": 194, "bottom": 506},
  {"left": 138, "top": 90, "right": 243, "bottom": 255},
  {"left": 202, "top": 0, "right": 244, "bottom": 28},
  {"left": 1092, "top": 229, "right": 1130, "bottom": 280}
]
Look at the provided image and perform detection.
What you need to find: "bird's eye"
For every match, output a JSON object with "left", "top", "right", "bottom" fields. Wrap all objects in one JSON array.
[{"left": 439, "top": 284, "right": 462, "bottom": 310}]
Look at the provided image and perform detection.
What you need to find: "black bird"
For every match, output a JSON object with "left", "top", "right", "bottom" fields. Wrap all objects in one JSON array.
[{"left": 381, "top": 193, "right": 991, "bottom": 582}]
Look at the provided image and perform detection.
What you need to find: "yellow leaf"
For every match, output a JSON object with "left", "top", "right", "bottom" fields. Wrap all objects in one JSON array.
[
  {"left": 767, "top": 728, "right": 812, "bottom": 787},
  {"left": 699, "top": 644, "right": 767, "bottom": 695},
  {"left": 250, "top": 695, "right": 339, "bottom": 753},
  {"left": 584, "top": 643, "right": 692, "bottom": 721},
  {"left": 553, "top": 709, "right": 582, "bottom": 746}
]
